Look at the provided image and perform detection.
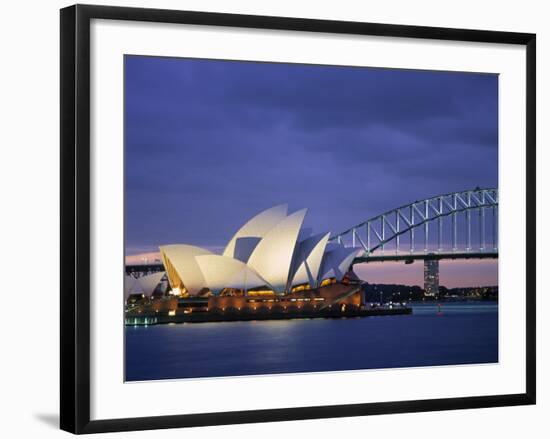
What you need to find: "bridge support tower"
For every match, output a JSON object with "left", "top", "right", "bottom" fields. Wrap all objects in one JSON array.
[{"left": 424, "top": 259, "right": 439, "bottom": 297}]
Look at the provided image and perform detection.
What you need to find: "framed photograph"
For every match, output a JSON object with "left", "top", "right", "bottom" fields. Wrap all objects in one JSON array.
[{"left": 60, "top": 4, "right": 536, "bottom": 434}]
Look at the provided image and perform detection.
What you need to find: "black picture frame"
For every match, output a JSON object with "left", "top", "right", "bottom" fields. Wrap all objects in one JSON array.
[{"left": 60, "top": 4, "right": 536, "bottom": 434}]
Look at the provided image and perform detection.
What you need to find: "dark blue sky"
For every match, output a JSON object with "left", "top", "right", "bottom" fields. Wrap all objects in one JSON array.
[{"left": 125, "top": 56, "right": 498, "bottom": 255}]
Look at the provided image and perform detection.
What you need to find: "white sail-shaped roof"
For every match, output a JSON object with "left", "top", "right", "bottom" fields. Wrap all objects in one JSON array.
[
  {"left": 247, "top": 208, "right": 307, "bottom": 292},
  {"left": 159, "top": 244, "right": 212, "bottom": 295},
  {"left": 195, "top": 255, "right": 268, "bottom": 294},
  {"left": 318, "top": 246, "right": 359, "bottom": 282},
  {"left": 154, "top": 204, "right": 360, "bottom": 296},
  {"left": 124, "top": 275, "right": 144, "bottom": 299},
  {"left": 223, "top": 204, "right": 288, "bottom": 261},
  {"left": 290, "top": 232, "right": 331, "bottom": 288},
  {"left": 137, "top": 271, "right": 166, "bottom": 296}
]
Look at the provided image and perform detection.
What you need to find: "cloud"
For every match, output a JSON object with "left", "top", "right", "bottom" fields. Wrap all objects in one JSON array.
[{"left": 124, "top": 56, "right": 498, "bottom": 256}]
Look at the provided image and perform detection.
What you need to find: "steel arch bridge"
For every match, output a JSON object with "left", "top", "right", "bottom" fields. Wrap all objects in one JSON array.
[{"left": 330, "top": 188, "right": 498, "bottom": 263}]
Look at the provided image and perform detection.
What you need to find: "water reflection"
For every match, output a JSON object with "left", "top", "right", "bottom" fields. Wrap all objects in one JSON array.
[{"left": 125, "top": 302, "right": 498, "bottom": 381}]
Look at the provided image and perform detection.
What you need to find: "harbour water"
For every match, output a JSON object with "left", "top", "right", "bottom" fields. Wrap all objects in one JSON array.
[{"left": 125, "top": 301, "right": 498, "bottom": 381}]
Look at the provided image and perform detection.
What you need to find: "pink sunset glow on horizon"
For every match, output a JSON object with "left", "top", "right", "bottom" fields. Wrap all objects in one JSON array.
[
  {"left": 354, "top": 259, "right": 498, "bottom": 288},
  {"left": 125, "top": 252, "right": 162, "bottom": 265},
  {"left": 126, "top": 251, "right": 497, "bottom": 289}
]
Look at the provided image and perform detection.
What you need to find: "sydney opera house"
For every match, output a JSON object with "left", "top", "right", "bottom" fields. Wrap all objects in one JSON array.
[
  {"left": 125, "top": 205, "right": 409, "bottom": 324},
  {"left": 160, "top": 204, "right": 358, "bottom": 296}
]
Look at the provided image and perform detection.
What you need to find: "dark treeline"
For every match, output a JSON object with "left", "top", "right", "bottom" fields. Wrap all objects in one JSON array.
[{"left": 362, "top": 283, "right": 498, "bottom": 302}]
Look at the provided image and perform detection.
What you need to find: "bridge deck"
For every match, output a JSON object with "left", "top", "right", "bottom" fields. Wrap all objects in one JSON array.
[
  {"left": 126, "top": 251, "right": 498, "bottom": 274},
  {"left": 354, "top": 251, "right": 498, "bottom": 264}
]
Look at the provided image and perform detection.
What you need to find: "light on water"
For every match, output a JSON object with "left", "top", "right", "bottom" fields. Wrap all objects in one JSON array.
[{"left": 126, "top": 301, "right": 498, "bottom": 381}]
